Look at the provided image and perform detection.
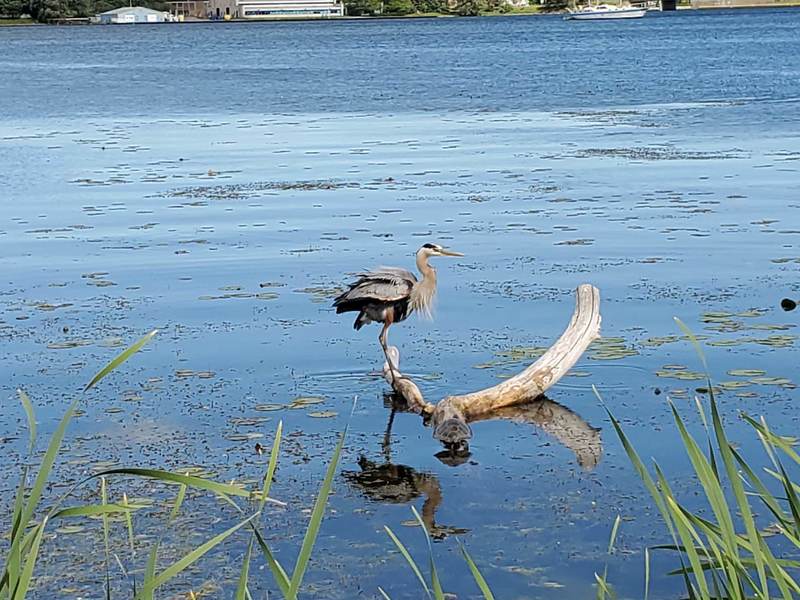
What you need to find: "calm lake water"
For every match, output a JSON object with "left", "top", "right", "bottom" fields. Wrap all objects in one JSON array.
[{"left": 2, "top": 10, "right": 800, "bottom": 599}]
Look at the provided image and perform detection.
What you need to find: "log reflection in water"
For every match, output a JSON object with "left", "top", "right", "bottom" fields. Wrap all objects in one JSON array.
[{"left": 468, "top": 397, "right": 602, "bottom": 470}]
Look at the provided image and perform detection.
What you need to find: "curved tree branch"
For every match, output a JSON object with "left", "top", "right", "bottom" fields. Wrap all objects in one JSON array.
[{"left": 383, "top": 284, "right": 601, "bottom": 450}]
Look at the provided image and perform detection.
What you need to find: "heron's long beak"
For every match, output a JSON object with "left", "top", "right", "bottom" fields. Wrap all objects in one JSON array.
[{"left": 439, "top": 248, "right": 464, "bottom": 257}]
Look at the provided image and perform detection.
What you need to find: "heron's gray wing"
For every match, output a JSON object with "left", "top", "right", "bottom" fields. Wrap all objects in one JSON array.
[
  {"left": 365, "top": 266, "right": 418, "bottom": 285},
  {"left": 334, "top": 265, "right": 417, "bottom": 307},
  {"left": 340, "top": 276, "right": 413, "bottom": 303}
]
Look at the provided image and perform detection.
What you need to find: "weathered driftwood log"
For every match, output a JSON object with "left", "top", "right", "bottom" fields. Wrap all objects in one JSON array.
[{"left": 382, "top": 284, "right": 601, "bottom": 450}]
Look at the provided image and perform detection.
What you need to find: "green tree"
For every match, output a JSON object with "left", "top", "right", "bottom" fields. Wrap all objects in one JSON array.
[
  {"left": 453, "top": 0, "right": 481, "bottom": 14},
  {"left": 538, "top": 0, "right": 566, "bottom": 10},
  {"left": 344, "top": 0, "right": 381, "bottom": 13},
  {"left": 30, "top": 0, "right": 68, "bottom": 20},
  {"left": 384, "top": 0, "right": 413, "bottom": 12},
  {"left": 0, "top": 0, "right": 28, "bottom": 17},
  {"left": 410, "top": 0, "right": 446, "bottom": 10}
]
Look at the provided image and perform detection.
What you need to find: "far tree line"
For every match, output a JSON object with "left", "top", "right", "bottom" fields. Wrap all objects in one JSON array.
[
  {"left": 2, "top": 0, "right": 566, "bottom": 22},
  {"left": 1, "top": 0, "right": 167, "bottom": 19}
]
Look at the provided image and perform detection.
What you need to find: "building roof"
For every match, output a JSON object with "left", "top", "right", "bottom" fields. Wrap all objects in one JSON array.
[{"left": 98, "top": 5, "right": 166, "bottom": 15}]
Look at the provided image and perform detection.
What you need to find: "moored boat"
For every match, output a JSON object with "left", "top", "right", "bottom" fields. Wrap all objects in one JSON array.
[{"left": 564, "top": 3, "right": 647, "bottom": 19}]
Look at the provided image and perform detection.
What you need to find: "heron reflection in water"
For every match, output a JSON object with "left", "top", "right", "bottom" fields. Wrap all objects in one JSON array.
[
  {"left": 344, "top": 393, "right": 602, "bottom": 538},
  {"left": 342, "top": 395, "right": 468, "bottom": 540},
  {"left": 333, "top": 243, "right": 463, "bottom": 383}
]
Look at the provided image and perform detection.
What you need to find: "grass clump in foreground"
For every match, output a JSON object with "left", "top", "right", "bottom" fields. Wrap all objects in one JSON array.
[
  {"left": 597, "top": 318, "right": 800, "bottom": 600},
  {"left": 1, "top": 330, "right": 347, "bottom": 600}
]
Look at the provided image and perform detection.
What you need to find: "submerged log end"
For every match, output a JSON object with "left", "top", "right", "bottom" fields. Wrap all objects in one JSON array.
[{"left": 382, "top": 347, "right": 435, "bottom": 416}]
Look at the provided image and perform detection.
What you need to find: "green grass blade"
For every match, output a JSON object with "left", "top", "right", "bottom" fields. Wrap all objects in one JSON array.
[
  {"left": 246, "top": 420, "right": 291, "bottom": 596},
  {"left": 668, "top": 401, "right": 738, "bottom": 556},
  {"left": 169, "top": 482, "right": 187, "bottom": 523},
  {"left": 664, "top": 495, "right": 711, "bottom": 598},
  {"left": 101, "top": 478, "right": 111, "bottom": 600},
  {"left": 84, "top": 329, "right": 157, "bottom": 392},
  {"left": 667, "top": 399, "right": 747, "bottom": 596},
  {"left": 250, "top": 526, "right": 291, "bottom": 596},
  {"left": 287, "top": 415, "right": 351, "bottom": 598},
  {"left": 18, "top": 398, "right": 78, "bottom": 528},
  {"left": 134, "top": 512, "right": 258, "bottom": 599},
  {"left": 594, "top": 572, "right": 616, "bottom": 600},
  {"left": 708, "top": 394, "right": 771, "bottom": 599},
  {"left": 52, "top": 504, "right": 137, "bottom": 519},
  {"left": 208, "top": 478, "right": 291, "bottom": 596},
  {"left": 459, "top": 543, "right": 495, "bottom": 600},
  {"left": 235, "top": 538, "right": 254, "bottom": 600},
  {"left": 411, "top": 505, "right": 444, "bottom": 600},
  {"left": 10, "top": 518, "right": 47, "bottom": 600},
  {"left": 142, "top": 543, "right": 159, "bottom": 600},
  {"left": 674, "top": 317, "right": 709, "bottom": 372},
  {"left": 6, "top": 397, "right": 79, "bottom": 582},
  {"left": 608, "top": 514, "right": 621, "bottom": 554},
  {"left": 377, "top": 587, "right": 392, "bottom": 600},
  {"left": 92, "top": 468, "right": 269, "bottom": 502},
  {"left": 384, "top": 525, "right": 431, "bottom": 598},
  {"left": 596, "top": 515, "right": 621, "bottom": 600},
  {"left": 122, "top": 492, "right": 136, "bottom": 553},
  {"left": 597, "top": 389, "right": 677, "bottom": 542},
  {"left": 16, "top": 389, "right": 36, "bottom": 454},
  {"left": 258, "top": 421, "right": 282, "bottom": 513},
  {"left": 731, "top": 446, "right": 790, "bottom": 528},
  {"left": 743, "top": 414, "right": 800, "bottom": 465},
  {"left": 5, "top": 466, "right": 28, "bottom": 596},
  {"left": 644, "top": 547, "right": 650, "bottom": 600}
]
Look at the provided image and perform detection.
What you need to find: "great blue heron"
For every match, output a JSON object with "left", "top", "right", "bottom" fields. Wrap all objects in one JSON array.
[{"left": 333, "top": 243, "right": 463, "bottom": 382}]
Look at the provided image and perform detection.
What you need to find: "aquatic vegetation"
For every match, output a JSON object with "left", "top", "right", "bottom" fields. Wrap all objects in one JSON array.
[
  {"left": 382, "top": 506, "right": 495, "bottom": 600},
  {"left": 601, "top": 320, "right": 800, "bottom": 599},
  {"left": 589, "top": 337, "right": 638, "bottom": 361},
  {"left": 1, "top": 332, "right": 348, "bottom": 600}
]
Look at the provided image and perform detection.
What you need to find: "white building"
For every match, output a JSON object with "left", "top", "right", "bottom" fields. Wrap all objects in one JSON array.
[
  {"left": 96, "top": 6, "right": 174, "bottom": 23},
  {"left": 208, "top": 0, "right": 343, "bottom": 18},
  {"left": 238, "top": 0, "right": 343, "bottom": 17}
]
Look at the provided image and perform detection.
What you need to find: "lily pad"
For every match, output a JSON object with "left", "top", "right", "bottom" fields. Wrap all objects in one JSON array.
[
  {"left": 728, "top": 369, "right": 766, "bottom": 377},
  {"left": 289, "top": 396, "right": 325, "bottom": 409},
  {"left": 750, "top": 376, "right": 793, "bottom": 386},
  {"left": 254, "top": 403, "right": 286, "bottom": 412},
  {"left": 225, "top": 432, "right": 264, "bottom": 441}
]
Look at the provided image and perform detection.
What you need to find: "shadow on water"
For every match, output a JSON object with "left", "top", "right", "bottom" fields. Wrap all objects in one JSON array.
[{"left": 344, "top": 392, "right": 602, "bottom": 539}]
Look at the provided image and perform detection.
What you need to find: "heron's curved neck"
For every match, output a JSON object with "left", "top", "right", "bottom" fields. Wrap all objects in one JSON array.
[
  {"left": 416, "top": 251, "right": 436, "bottom": 283},
  {"left": 411, "top": 251, "right": 437, "bottom": 317}
]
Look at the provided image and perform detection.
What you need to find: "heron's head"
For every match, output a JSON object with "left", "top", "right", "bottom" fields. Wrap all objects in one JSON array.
[{"left": 418, "top": 243, "right": 464, "bottom": 259}]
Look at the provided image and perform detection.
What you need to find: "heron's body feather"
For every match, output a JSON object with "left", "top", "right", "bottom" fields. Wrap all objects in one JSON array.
[{"left": 333, "top": 244, "right": 458, "bottom": 342}]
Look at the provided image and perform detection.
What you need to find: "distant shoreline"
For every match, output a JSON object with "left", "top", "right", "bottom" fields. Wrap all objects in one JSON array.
[{"left": 2, "top": 3, "right": 799, "bottom": 26}]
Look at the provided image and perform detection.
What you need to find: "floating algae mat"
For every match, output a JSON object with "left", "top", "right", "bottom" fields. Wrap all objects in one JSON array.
[{"left": 588, "top": 337, "right": 638, "bottom": 361}]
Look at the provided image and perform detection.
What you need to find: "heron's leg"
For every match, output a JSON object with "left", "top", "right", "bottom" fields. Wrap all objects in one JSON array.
[
  {"left": 378, "top": 306, "right": 401, "bottom": 386},
  {"left": 379, "top": 321, "right": 399, "bottom": 386},
  {"left": 382, "top": 407, "right": 396, "bottom": 463}
]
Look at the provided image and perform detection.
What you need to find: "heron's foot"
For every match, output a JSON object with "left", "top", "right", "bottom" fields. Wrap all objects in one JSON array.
[{"left": 386, "top": 365, "right": 400, "bottom": 387}]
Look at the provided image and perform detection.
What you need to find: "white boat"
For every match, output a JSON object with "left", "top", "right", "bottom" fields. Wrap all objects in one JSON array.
[{"left": 564, "top": 3, "right": 647, "bottom": 19}]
